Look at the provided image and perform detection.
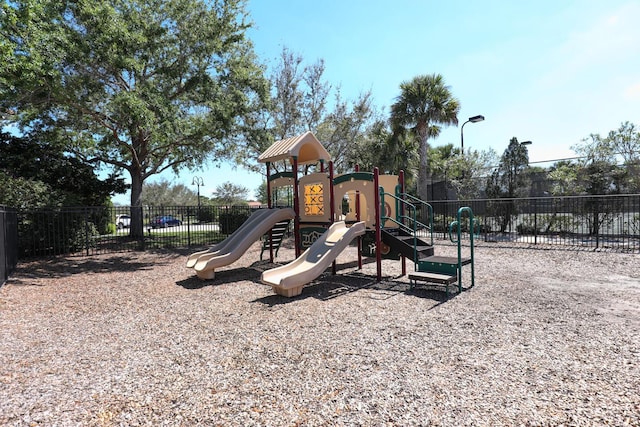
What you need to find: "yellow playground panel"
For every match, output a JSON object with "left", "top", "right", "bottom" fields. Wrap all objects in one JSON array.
[{"left": 299, "top": 172, "right": 331, "bottom": 223}]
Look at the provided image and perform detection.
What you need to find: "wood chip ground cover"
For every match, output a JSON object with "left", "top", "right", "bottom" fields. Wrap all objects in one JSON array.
[{"left": 1, "top": 242, "right": 638, "bottom": 426}]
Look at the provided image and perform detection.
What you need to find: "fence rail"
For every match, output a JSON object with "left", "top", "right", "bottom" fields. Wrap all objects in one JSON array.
[
  {"left": 424, "top": 194, "right": 640, "bottom": 252},
  {"left": 1, "top": 206, "right": 18, "bottom": 286},
  {"left": 16, "top": 205, "right": 256, "bottom": 258},
  {"left": 9, "top": 194, "right": 640, "bottom": 261}
]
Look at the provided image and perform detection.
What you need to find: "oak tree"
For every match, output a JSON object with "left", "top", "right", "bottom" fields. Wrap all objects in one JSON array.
[{"left": 1, "top": 0, "right": 268, "bottom": 236}]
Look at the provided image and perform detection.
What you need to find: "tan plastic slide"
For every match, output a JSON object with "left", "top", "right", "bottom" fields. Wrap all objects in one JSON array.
[
  {"left": 186, "top": 208, "right": 276, "bottom": 268},
  {"left": 261, "top": 221, "right": 366, "bottom": 297},
  {"left": 188, "top": 208, "right": 295, "bottom": 280}
]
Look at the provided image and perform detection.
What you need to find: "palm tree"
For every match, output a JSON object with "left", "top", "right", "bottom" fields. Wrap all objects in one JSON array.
[{"left": 390, "top": 74, "right": 460, "bottom": 201}]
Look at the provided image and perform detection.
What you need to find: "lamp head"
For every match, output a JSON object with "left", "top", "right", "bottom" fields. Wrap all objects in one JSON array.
[{"left": 469, "top": 115, "right": 485, "bottom": 123}]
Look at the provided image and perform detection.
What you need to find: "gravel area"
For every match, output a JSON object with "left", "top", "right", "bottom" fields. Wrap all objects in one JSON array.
[{"left": 1, "top": 240, "right": 639, "bottom": 426}]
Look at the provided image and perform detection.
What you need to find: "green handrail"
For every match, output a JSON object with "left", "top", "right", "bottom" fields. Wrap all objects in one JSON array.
[
  {"left": 396, "top": 191, "right": 434, "bottom": 246},
  {"left": 379, "top": 188, "right": 418, "bottom": 264},
  {"left": 447, "top": 206, "right": 475, "bottom": 292}
]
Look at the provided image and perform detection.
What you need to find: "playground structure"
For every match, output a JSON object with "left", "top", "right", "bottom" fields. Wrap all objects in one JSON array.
[{"left": 187, "top": 131, "right": 475, "bottom": 297}]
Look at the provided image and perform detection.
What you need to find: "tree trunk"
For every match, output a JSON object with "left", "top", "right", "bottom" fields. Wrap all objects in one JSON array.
[
  {"left": 129, "top": 168, "right": 145, "bottom": 238},
  {"left": 417, "top": 135, "right": 429, "bottom": 202}
]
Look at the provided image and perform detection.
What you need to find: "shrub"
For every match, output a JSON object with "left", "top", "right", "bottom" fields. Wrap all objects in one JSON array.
[
  {"left": 515, "top": 216, "right": 536, "bottom": 235},
  {"left": 625, "top": 214, "right": 640, "bottom": 236},
  {"left": 18, "top": 210, "right": 100, "bottom": 256},
  {"left": 197, "top": 206, "right": 217, "bottom": 223},
  {"left": 219, "top": 208, "right": 251, "bottom": 234},
  {"left": 516, "top": 223, "right": 536, "bottom": 235},
  {"left": 106, "top": 222, "right": 117, "bottom": 235},
  {"left": 68, "top": 221, "right": 99, "bottom": 253}
]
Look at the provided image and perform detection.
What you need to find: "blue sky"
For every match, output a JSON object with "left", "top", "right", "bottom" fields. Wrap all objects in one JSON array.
[{"left": 120, "top": 1, "right": 639, "bottom": 203}]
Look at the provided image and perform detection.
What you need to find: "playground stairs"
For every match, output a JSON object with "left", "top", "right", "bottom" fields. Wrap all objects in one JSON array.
[
  {"left": 409, "top": 255, "right": 472, "bottom": 297},
  {"left": 382, "top": 228, "right": 434, "bottom": 260},
  {"left": 260, "top": 218, "right": 291, "bottom": 260},
  {"left": 382, "top": 228, "right": 471, "bottom": 297}
]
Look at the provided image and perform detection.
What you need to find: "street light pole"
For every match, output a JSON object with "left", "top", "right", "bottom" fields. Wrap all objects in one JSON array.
[
  {"left": 192, "top": 176, "right": 204, "bottom": 221},
  {"left": 460, "top": 114, "right": 485, "bottom": 155}
]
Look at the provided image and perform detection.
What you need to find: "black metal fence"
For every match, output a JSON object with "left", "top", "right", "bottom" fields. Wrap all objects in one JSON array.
[
  {"left": 16, "top": 205, "right": 255, "bottom": 258},
  {"left": 1, "top": 206, "right": 18, "bottom": 286},
  {"left": 424, "top": 194, "right": 640, "bottom": 252},
  {"left": 9, "top": 194, "right": 640, "bottom": 260}
]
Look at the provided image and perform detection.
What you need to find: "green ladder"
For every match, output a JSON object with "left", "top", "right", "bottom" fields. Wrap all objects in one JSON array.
[{"left": 260, "top": 218, "right": 291, "bottom": 261}]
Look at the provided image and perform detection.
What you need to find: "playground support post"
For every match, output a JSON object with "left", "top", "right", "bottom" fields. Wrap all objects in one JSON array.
[
  {"left": 330, "top": 161, "right": 337, "bottom": 275},
  {"left": 399, "top": 170, "right": 406, "bottom": 277},
  {"left": 355, "top": 164, "right": 362, "bottom": 270},
  {"left": 374, "top": 167, "right": 382, "bottom": 282},
  {"left": 292, "top": 156, "right": 301, "bottom": 257},
  {"left": 266, "top": 162, "right": 274, "bottom": 262}
]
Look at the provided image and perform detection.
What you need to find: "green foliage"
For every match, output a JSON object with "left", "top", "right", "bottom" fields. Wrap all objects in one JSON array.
[
  {"left": 515, "top": 212, "right": 592, "bottom": 236},
  {"left": 486, "top": 137, "right": 531, "bottom": 199},
  {"left": 240, "top": 46, "right": 325, "bottom": 173},
  {"left": 67, "top": 221, "right": 100, "bottom": 253},
  {"left": 242, "top": 46, "right": 377, "bottom": 175},
  {"left": 271, "top": 47, "right": 326, "bottom": 139},
  {"left": 487, "top": 200, "right": 516, "bottom": 233},
  {"left": 1, "top": 0, "right": 269, "bottom": 237},
  {"left": 196, "top": 206, "right": 217, "bottom": 223},
  {"left": 432, "top": 214, "right": 451, "bottom": 233},
  {"left": 142, "top": 179, "right": 198, "bottom": 206},
  {"left": 547, "top": 161, "right": 580, "bottom": 196},
  {"left": 553, "top": 121, "right": 640, "bottom": 196},
  {"left": 516, "top": 214, "right": 564, "bottom": 235},
  {"left": 428, "top": 145, "right": 498, "bottom": 200},
  {"left": 390, "top": 73, "right": 460, "bottom": 201},
  {"left": 18, "top": 209, "right": 103, "bottom": 257},
  {"left": 349, "top": 119, "right": 417, "bottom": 178},
  {"left": 316, "top": 91, "right": 376, "bottom": 173},
  {"left": 606, "top": 122, "right": 640, "bottom": 192},
  {"left": 212, "top": 181, "right": 249, "bottom": 206},
  {"left": 583, "top": 161, "right": 627, "bottom": 195},
  {"left": 0, "top": 132, "right": 126, "bottom": 208},
  {"left": 1, "top": 132, "right": 119, "bottom": 255},
  {"left": 516, "top": 218, "right": 536, "bottom": 235},
  {"left": 218, "top": 208, "right": 250, "bottom": 234},
  {"left": 579, "top": 196, "right": 625, "bottom": 236},
  {"left": 0, "top": 172, "right": 56, "bottom": 210},
  {"left": 256, "top": 182, "right": 268, "bottom": 205},
  {"left": 484, "top": 138, "right": 531, "bottom": 232},
  {"left": 105, "top": 222, "right": 117, "bottom": 235}
]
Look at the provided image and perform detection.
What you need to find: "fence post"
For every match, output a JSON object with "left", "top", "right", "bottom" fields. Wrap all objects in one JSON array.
[
  {"left": 141, "top": 205, "right": 147, "bottom": 251},
  {"left": 187, "top": 208, "right": 191, "bottom": 248},
  {"left": 1, "top": 207, "right": 18, "bottom": 287},
  {"left": 534, "top": 199, "right": 538, "bottom": 245},
  {"left": 84, "top": 208, "right": 90, "bottom": 256},
  {"left": 595, "top": 197, "right": 600, "bottom": 250},
  {"left": 1, "top": 208, "right": 6, "bottom": 286}
]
